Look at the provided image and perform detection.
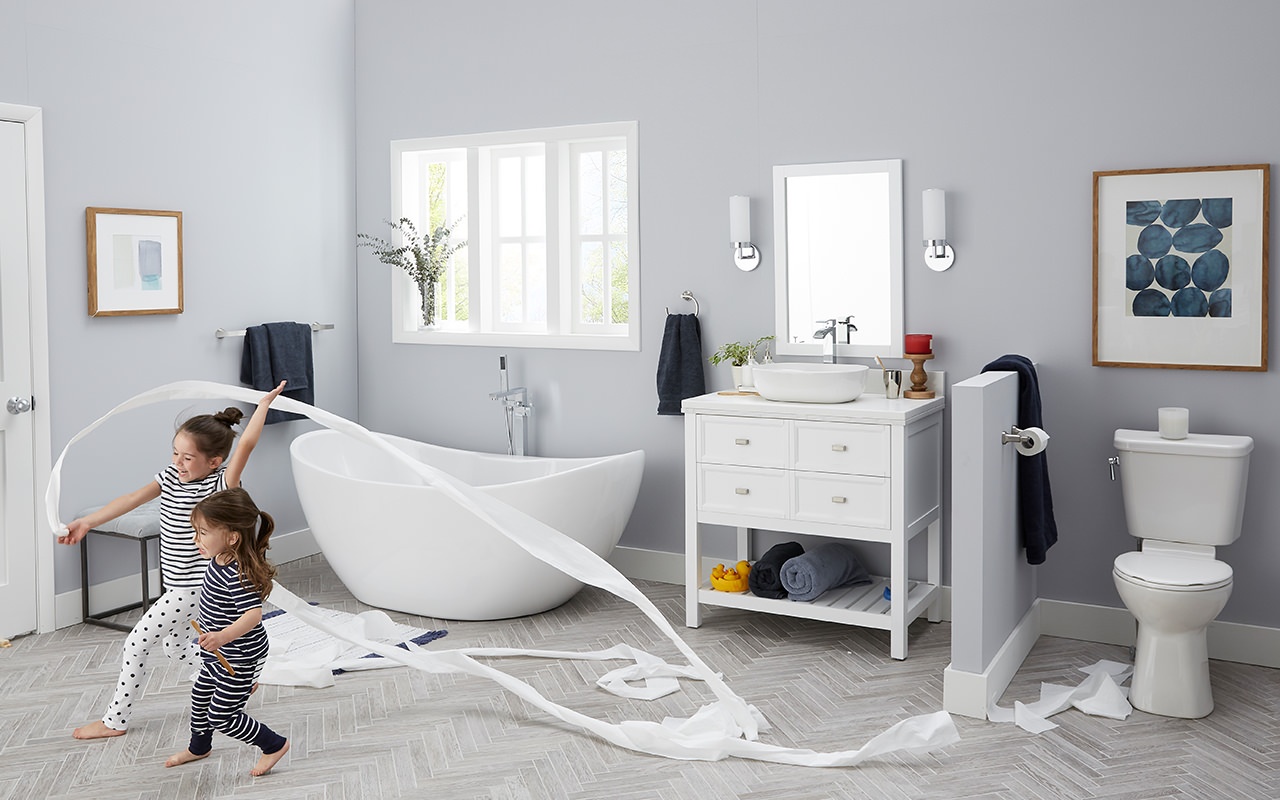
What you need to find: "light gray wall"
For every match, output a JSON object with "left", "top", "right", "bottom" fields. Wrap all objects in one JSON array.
[
  {"left": 1, "top": 0, "right": 358, "bottom": 592},
  {"left": 354, "top": 0, "right": 1280, "bottom": 629}
]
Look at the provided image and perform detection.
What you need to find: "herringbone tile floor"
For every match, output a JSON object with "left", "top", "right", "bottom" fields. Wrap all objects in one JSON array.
[{"left": 2, "top": 555, "right": 1276, "bottom": 799}]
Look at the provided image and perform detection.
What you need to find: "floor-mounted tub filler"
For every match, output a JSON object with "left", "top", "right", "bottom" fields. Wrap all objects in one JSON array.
[
  {"left": 289, "top": 429, "right": 645, "bottom": 620},
  {"left": 46, "top": 382, "right": 958, "bottom": 767}
]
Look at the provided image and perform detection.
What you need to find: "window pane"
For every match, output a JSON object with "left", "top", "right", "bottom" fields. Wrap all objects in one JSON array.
[
  {"left": 526, "top": 155, "right": 545, "bottom": 236},
  {"left": 450, "top": 246, "right": 469, "bottom": 321},
  {"left": 500, "top": 243, "right": 524, "bottom": 322},
  {"left": 609, "top": 241, "right": 629, "bottom": 323},
  {"left": 580, "top": 242, "right": 604, "bottom": 324},
  {"left": 498, "top": 156, "right": 522, "bottom": 237},
  {"left": 608, "top": 149, "right": 628, "bottom": 235},
  {"left": 577, "top": 151, "right": 603, "bottom": 235},
  {"left": 527, "top": 243, "right": 547, "bottom": 324}
]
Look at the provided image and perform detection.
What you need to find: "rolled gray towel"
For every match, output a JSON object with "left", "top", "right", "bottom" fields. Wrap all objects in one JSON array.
[
  {"left": 748, "top": 542, "right": 805, "bottom": 599},
  {"left": 781, "top": 542, "right": 872, "bottom": 602}
]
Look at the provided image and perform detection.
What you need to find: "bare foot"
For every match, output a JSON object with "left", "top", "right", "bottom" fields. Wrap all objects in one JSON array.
[
  {"left": 72, "top": 721, "right": 126, "bottom": 740},
  {"left": 250, "top": 739, "right": 289, "bottom": 776},
  {"left": 165, "top": 748, "right": 210, "bottom": 768}
]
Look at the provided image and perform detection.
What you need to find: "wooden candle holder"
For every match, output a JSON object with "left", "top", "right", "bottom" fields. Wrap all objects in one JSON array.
[{"left": 903, "top": 352, "right": 935, "bottom": 399}]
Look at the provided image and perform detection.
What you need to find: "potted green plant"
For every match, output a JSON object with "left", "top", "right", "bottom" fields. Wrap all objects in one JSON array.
[
  {"left": 357, "top": 217, "right": 466, "bottom": 327},
  {"left": 709, "top": 335, "right": 774, "bottom": 388}
]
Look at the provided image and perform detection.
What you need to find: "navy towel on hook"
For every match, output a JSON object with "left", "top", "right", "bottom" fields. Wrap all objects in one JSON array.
[
  {"left": 981, "top": 354, "right": 1058, "bottom": 564},
  {"left": 656, "top": 313, "right": 705, "bottom": 415}
]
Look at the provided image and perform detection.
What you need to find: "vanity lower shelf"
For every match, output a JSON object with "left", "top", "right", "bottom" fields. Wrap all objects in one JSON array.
[{"left": 696, "top": 576, "right": 939, "bottom": 630}]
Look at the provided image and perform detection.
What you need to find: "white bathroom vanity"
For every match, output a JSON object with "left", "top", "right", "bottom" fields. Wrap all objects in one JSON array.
[{"left": 682, "top": 390, "right": 944, "bottom": 659}]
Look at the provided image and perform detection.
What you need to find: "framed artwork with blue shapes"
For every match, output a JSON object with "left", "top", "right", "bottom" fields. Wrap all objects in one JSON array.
[
  {"left": 1093, "top": 164, "right": 1269, "bottom": 370},
  {"left": 86, "top": 207, "right": 184, "bottom": 317}
]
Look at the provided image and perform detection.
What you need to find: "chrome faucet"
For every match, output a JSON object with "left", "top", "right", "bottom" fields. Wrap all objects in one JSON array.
[
  {"left": 814, "top": 318, "right": 838, "bottom": 363},
  {"left": 489, "top": 354, "right": 532, "bottom": 456}
]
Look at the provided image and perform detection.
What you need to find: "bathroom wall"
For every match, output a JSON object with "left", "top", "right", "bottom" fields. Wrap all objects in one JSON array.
[
  {"left": 0, "top": 0, "right": 358, "bottom": 594},
  {"left": 353, "top": 0, "right": 1280, "bottom": 629}
]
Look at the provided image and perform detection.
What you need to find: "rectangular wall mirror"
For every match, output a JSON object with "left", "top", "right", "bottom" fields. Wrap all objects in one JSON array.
[{"left": 773, "top": 159, "right": 904, "bottom": 360}]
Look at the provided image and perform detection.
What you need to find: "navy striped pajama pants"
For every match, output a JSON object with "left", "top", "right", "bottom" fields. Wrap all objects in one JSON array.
[{"left": 187, "top": 659, "right": 285, "bottom": 756}]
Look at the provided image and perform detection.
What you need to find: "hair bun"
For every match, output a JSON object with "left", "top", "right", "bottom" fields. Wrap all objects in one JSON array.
[{"left": 213, "top": 407, "right": 245, "bottom": 427}]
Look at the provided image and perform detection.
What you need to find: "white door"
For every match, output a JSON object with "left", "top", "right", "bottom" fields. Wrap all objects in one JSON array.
[{"left": 0, "top": 118, "right": 38, "bottom": 639}]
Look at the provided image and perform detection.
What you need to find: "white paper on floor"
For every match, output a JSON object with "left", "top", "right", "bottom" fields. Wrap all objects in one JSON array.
[
  {"left": 987, "top": 659, "right": 1134, "bottom": 733},
  {"left": 259, "top": 605, "right": 446, "bottom": 688},
  {"left": 47, "top": 381, "right": 960, "bottom": 768}
]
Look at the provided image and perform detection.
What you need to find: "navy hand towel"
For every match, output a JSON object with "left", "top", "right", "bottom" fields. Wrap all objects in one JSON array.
[
  {"left": 981, "top": 354, "right": 1058, "bottom": 564},
  {"left": 780, "top": 542, "right": 872, "bottom": 602},
  {"left": 240, "top": 322, "right": 314, "bottom": 424},
  {"left": 656, "top": 313, "right": 705, "bottom": 415},
  {"left": 748, "top": 541, "right": 805, "bottom": 599}
]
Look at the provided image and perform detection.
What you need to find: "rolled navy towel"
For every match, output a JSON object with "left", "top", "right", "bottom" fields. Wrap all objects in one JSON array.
[
  {"left": 747, "top": 542, "right": 805, "bottom": 599},
  {"left": 781, "top": 542, "right": 872, "bottom": 602}
]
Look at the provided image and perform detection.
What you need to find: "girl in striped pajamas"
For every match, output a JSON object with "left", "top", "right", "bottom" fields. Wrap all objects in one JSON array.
[
  {"left": 58, "top": 381, "right": 286, "bottom": 740},
  {"left": 165, "top": 487, "right": 288, "bottom": 776}
]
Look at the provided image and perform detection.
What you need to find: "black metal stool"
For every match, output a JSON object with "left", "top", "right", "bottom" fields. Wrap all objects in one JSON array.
[{"left": 79, "top": 500, "right": 164, "bottom": 632}]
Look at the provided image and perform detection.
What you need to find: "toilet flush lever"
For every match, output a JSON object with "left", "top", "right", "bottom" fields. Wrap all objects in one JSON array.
[{"left": 1108, "top": 455, "right": 1120, "bottom": 481}]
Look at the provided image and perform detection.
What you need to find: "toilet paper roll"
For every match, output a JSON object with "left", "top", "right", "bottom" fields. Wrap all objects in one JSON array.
[{"left": 1016, "top": 426, "right": 1050, "bottom": 456}]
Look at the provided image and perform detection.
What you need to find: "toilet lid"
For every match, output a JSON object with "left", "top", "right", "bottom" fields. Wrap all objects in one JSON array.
[{"left": 1114, "top": 551, "right": 1232, "bottom": 590}]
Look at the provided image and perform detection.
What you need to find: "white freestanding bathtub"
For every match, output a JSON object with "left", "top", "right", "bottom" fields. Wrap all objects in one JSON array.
[{"left": 289, "top": 430, "right": 645, "bottom": 620}]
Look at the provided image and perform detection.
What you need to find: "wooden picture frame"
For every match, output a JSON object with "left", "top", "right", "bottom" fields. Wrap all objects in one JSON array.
[
  {"left": 86, "top": 207, "right": 183, "bottom": 316},
  {"left": 1093, "top": 164, "right": 1269, "bottom": 370}
]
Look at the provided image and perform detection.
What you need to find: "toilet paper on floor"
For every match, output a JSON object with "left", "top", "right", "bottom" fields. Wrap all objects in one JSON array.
[{"left": 987, "top": 660, "right": 1133, "bottom": 733}]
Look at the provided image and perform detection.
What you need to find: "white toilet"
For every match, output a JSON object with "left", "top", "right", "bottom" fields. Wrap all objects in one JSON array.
[{"left": 1112, "top": 428, "right": 1252, "bottom": 719}]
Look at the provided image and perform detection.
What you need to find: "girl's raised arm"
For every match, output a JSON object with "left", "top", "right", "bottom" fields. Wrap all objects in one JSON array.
[{"left": 223, "top": 380, "right": 286, "bottom": 488}]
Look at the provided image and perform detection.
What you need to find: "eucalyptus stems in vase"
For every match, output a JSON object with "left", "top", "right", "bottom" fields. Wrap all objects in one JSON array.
[{"left": 357, "top": 217, "right": 466, "bottom": 327}]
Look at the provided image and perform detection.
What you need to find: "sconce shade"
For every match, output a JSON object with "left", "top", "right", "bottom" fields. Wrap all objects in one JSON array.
[
  {"left": 922, "top": 188, "right": 946, "bottom": 241},
  {"left": 729, "top": 195, "right": 751, "bottom": 243}
]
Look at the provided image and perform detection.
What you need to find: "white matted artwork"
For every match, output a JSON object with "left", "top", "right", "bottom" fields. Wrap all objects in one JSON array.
[
  {"left": 1093, "top": 164, "right": 1269, "bottom": 371},
  {"left": 86, "top": 207, "right": 183, "bottom": 316}
]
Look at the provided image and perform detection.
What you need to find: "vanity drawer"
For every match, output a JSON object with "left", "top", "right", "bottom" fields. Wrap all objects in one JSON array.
[
  {"left": 792, "top": 472, "right": 891, "bottom": 528},
  {"left": 792, "top": 421, "right": 890, "bottom": 476},
  {"left": 698, "top": 416, "right": 787, "bottom": 468},
  {"left": 698, "top": 465, "right": 788, "bottom": 519}
]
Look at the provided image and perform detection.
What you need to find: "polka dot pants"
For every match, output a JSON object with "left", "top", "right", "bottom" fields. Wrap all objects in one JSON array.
[{"left": 101, "top": 587, "right": 201, "bottom": 731}]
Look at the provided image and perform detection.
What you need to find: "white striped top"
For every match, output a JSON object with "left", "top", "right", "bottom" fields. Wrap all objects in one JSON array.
[
  {"left": 197, "top": 558, "right": 268, "bottom": 665},
  {"left": 155, "top": 465, "right": 227, "bottom": 589}
]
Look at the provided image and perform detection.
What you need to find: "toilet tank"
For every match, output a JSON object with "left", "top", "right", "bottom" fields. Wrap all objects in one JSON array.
[{"left": 1114, "top": 429, "right": 1253, "bottom": 546}]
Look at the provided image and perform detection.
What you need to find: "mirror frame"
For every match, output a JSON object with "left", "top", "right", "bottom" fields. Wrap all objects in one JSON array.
[{"left": 772, "top": 159, "right": 904, "bottom": 360}]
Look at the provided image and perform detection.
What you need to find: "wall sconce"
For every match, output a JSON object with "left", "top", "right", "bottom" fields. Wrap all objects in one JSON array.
[
  {"left": 922, "top": 188, "right": 955, "bottom": 271},
  {"left": 729, "top": 195, "right": 760, "bottom": 271}
]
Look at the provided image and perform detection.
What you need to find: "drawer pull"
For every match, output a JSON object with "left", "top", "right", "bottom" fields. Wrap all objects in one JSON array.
[
  {"left": 735, "top": 487, "right": 750, "bottom": 495},
  {"left": 734, "top": 438, "right": 750, "bottom": 446},
  {"left": 831, "top": 444, "right": 847, "bottom": 452},
  {"left": 831, "top": 496, "right": 847, "bottom": 504}
]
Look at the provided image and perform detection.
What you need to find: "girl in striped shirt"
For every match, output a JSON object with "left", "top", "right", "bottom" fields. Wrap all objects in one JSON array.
[
  {"left": 58, "top": 381, "right": 286, "bottom": 740},
  {"left": 165, "top": 488, "right": 288, "bottom": 777}
]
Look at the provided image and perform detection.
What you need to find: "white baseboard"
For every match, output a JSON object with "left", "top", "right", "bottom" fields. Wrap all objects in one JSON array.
[
  {"left": 55, "top": 527, "right": 319, "bottom": 630},
  {"left": 944, "top": 601, "right": 1041, "bottom": 719},
  {"left": 611, "top": 546, "right": 1280, "bottom": 673}
]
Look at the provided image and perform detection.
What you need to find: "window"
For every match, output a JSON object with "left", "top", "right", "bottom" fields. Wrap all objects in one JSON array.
[{"left": 389, "top": 122, "right": 639, "bottom": 350}]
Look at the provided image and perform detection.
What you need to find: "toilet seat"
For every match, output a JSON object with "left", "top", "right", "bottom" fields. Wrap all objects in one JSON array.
[{"left": 1114, "top": 551, "right": 1232, "bottom": 591}]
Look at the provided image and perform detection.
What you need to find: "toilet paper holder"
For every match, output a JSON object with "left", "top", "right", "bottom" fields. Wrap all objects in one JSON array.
[{"left": 1000, "top": 425, "right": 1049, "bottom": 454}]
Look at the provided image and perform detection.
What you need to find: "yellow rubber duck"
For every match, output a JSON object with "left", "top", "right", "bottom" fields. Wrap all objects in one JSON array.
[{"left": 710, "top": 560, "right": 751, "bottom": 592}]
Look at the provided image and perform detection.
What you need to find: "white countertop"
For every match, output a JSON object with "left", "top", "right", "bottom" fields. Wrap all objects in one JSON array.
[{"left": 681, "top": 389, "right": 944, "bottom": 423}]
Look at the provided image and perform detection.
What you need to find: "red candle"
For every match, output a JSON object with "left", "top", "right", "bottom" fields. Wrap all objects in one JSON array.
[{"left": 905, "top": 333, "right": 932, "bottom": 355}]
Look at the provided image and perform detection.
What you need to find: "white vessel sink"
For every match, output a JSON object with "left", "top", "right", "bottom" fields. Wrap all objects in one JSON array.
[{"left": 752, "top": 363, "right": 868, "bottom": 403}]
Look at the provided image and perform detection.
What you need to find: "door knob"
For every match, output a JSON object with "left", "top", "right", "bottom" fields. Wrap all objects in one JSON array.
[{"left": 6, "top": 396, "right": 32, "bottom": 414}]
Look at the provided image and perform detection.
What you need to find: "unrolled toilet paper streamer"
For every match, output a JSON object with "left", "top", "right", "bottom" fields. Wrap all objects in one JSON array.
[
  {"left": 46, "top": 381, "right": 959, "bottom": 767},
  {"left": 1016, "top": 426, "right": 1050, "bottom": 457},
  {"left": 987, "top": 660, "right": 1133, "bottom": 734}
]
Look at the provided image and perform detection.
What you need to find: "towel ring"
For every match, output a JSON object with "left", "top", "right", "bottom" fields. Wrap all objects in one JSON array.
[{"left": 665, "top": 290, "right": 699, "bottom": 317}]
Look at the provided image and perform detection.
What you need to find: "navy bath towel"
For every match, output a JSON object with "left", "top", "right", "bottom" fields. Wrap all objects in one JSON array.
[
  {"left": 780, "top": 542, "right": 872, "bottom": 602},
  {"left": 981, "top": 354, "right": 1058, "bottom": 565},
  {"left": 656, "top": 313, "right": 705, "bottom": 415},
  {"left": 241, "top": 322, "right": 314, "bottom": 424},
  {"left": 748, "top": 541, "right": 805, "bottom": 599}
]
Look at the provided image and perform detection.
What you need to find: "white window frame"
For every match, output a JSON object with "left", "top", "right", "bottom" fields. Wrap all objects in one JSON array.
[{"left": 388, "top": 121, "right": 640, "bottom": 351}]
